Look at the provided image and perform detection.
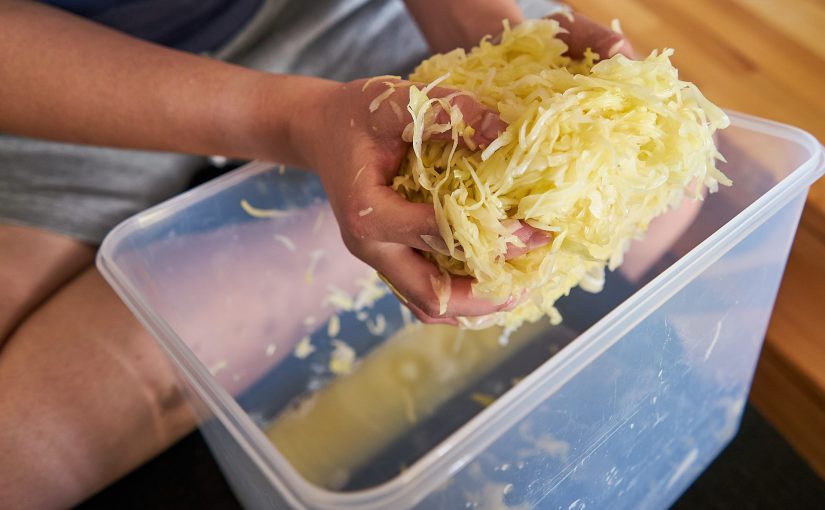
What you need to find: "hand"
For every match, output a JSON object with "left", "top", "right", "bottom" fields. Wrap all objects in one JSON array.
[
  {"left": 294, "top": 78, "right": 550, "bottom": 324},
  {"left": 404, "top": 0, "right": 524, "bottom": 53},
  {"left": 546, "top": 11, "right": 635, "bottom": 59},
  {"left": 406, "top": 0, "right": 633, "bottom": 61}
]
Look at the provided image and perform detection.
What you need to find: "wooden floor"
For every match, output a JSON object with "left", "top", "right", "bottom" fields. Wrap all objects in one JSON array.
[{"left": 567, "top": 0, "right": 825, "bottom": 477}]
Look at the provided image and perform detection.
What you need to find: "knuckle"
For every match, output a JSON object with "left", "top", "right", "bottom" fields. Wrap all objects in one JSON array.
[
  {"left": 340, "top": 230, "right": 367, "bottom": 258},
  {"left": 343, "top": 207, "right": 374, "bottom": 241}
]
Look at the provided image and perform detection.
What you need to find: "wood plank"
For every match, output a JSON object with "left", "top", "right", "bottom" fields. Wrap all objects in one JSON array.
[
  {"left": 567, "top": 0, "right": 825, "bottom": 215},
  {"left": 567, "top": 0, "right": 825, "bottom": 478},
  {"left": 751, "top": 340, "right": 825, "bottom": 479},
  {"left": 732, "top": 0, "right": 825, "bottom": 62},
  {"left": 670, "top": 0, "right": 825, "bottom": 113},
  {"left": 765, "top": 225, "right": 825, "bottom": 394},
  {"left": 801, "top": 203, "right": 825, "bottom": 243}
]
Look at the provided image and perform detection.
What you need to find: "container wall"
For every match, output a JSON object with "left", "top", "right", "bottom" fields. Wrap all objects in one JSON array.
[
  {"left": 412, "top": 192, "right": 806, "bottom": 510},
  {"left": 157, "top": 357, "right": 300, "bottom": 509},
  {"left": 97, "top": 115, "right": 823, "bottom": 510},
  {"left": 201, "top": 418, "right": 297, "bottom": 510}
]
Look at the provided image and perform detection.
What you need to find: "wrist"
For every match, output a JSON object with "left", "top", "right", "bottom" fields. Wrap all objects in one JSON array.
[
  {"left": 286, "top": 77, "right": 340, "bottom": 172},
  {"left": 239, "top": 73, "right": 337, "bottom": 168}
]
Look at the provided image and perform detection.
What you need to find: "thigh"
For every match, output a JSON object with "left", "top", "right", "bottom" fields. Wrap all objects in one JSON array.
[
  {"left": 0, "top": 266, "right": 195, "bottom": 510},
  {"left": 0, "top": 224, "right": 94, "bottom": 341},
  {"left": 0, "top": 133, "right": 205, "bottom": 246}
]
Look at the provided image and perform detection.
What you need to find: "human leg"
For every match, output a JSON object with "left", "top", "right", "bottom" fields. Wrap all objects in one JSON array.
[
  {"left": 0, "top": 225, "right": 94, "bottom": 343},
  {"left": 0, "top": 266, "right": 195, "bottom": 510}
]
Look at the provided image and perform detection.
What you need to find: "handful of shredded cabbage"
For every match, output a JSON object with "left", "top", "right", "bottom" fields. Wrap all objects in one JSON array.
[{"left": 392, "top": 19, "right": 730, "bottom": 331}]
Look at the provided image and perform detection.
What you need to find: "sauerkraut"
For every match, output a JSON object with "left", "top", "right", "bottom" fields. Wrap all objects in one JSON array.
[{"left": 393, "top": 19, "right": 730, "bottom": 330}]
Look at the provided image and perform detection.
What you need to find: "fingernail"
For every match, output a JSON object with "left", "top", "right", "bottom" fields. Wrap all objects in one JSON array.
[
  {"left": 501, "top": 295, "right": 519, "bottom": 311},
  {"left": 421, "top": 234, "right": 449, "bottom": 255},
  {"left": 527, "top": 230, "right": 552, "bottom": 249},
  {"left": 480, "top": 111, "right": 506, "bottom": 140},
  {"left": 608, "top": 39, "right": 626, "bottom": 58},
  {"left": 548, "top": 10, "right": 575, "bottom": 24}
]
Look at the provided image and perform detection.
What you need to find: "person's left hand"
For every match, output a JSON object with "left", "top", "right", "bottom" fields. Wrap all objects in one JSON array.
[
  {"left": 546, "top": 11, "right": 635, "bottom": 60},
  {"left": 404, "top": 0, "right": 524, "bottom": 54},
  {"left": 406, "top": 0, "right": 634, "bottom": 61}
]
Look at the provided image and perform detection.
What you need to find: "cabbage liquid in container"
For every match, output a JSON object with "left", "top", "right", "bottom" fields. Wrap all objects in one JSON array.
[{"left": 98, "top": 113, "right": 823, "bottom": 510}]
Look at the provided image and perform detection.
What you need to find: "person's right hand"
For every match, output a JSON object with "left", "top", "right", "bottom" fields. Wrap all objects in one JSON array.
[{"left": 291, "top": 78, "right": 550, "bottom": 324}]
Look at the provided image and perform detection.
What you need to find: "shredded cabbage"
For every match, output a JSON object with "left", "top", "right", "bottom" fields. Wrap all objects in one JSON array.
[
  {"left": 366, "top": 314, "right": 387, "bottom": 336},
  {"left": 327, "top": 314, "right": 341, "bottom": 338},
  {"left": 470, "top": 392, "right": 496, "bottom": 407},
  {"left": 304, "top": 249, "right": 325, "bottom": 284},
  {"left": 239, "top": 199, "right": 292, "bottom": 219},
  {"left": 393, "top": 19, "right": 730, "bottom": 330},
  {"left": 294, "top": 336, "right": 316, "bottom": 359},
  {"left": 273, "top": 234, "right": 296, "bottom": 252},
  {"left": 329, "top": 340, "right": 356, "bottom": 375}
]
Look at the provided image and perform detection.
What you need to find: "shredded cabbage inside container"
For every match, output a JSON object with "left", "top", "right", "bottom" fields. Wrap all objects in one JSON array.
[
  {"left": 329, "top": 340, "right": 356, "bottom": 375},
  {"left": 393, "top": 19, "right": 730, "bottom": 330}
]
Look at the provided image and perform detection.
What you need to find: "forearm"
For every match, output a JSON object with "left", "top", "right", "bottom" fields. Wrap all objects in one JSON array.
[
  {"left": 404, "top": 0, "right": 524, "bottom": 53},
  {"left": 0, "top": 0, "right": 330, "bottom": 165}
]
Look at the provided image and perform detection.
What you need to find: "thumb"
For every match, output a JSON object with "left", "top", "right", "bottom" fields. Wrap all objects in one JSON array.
[{"left": 420, "top": 86, "right": 508, "bottom": 149}]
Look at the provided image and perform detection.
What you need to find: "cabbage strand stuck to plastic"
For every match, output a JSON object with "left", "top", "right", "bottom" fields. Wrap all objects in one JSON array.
[{"left": 391, "top": 19, "right": 730, "bottom": 331}]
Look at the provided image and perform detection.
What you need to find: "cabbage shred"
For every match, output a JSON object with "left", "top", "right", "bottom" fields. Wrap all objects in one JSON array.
[{"left": 393, "top": 19, "right": 730, "bottom": 330}]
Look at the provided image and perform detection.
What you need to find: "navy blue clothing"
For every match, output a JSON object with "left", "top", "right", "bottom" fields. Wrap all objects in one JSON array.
[{"left": 42, "top": 0, "right": 264, "bottom": 53}]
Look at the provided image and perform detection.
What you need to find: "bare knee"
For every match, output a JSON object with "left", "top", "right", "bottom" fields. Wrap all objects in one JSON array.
[
  {"left": 0, "top": 267, "right": 196, "bottom": 509},
  {"left": 34, "top": 267, "right": 197, "bottom": 439},
  {"left": 0, "top": 224, "right": 94, "bottom": 341}
]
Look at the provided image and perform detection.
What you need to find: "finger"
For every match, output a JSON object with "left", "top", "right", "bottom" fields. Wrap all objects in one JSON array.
[
  {"left": 349, "top": 185, "right": 442, "bottom": 252},
  {"left": 363, "top": 79, "right": 507, "bottom": 149},
  {"left": 357, "top": 183, "right": 553, "bottom": 257},
  {"left": 504, "top": 222, "right": 553, "bottom": 259},
  {"left": 368, "top": 244, "right": 516, "bottom": 318},
  {"left": 405, "top": 301, "right": 459, "bottom": 325},
  {"left": 358, "top": 186, "right": 553, "bottom": 258},
  {"left": 548, "top": 12, "right": 634, "bottom": 60},
  {"left": 424, "top": 86, "right": 508, "bottom": 149}
]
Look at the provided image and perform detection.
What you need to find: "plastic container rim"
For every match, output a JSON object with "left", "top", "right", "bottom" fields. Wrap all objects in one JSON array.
[{"left": 97, "top": 111, "right": 825, "bottom": 510}]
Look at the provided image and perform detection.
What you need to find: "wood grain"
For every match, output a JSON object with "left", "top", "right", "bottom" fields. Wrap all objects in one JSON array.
[{"left": 567, "top": 0, "right": 825, "bottom": 478}]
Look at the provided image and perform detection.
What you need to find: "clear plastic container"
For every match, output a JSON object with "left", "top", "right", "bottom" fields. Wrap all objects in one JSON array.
[{"left": 98, "top": 112, "right": 823, "bottom": 510}]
